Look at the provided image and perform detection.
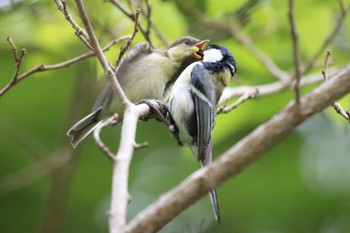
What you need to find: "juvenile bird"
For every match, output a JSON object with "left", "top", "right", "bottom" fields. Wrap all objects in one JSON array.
[
  {"left": 67, "top": 37, "right": 209, "bottom": 148},
  {"left": 168, "top": 44, "right": 237, "bottom": 223}
]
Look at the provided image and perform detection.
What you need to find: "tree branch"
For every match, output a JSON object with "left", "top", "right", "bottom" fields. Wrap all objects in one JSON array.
[
  {"left": 108, "top": 0, "right": 153, "bottom": 45},
  {"left": 74, "top": 1, "right": 153, "bottom": 232},
  {"left": 116, "top": 9, "right": 140, "bottom": 66},
  {"left": 187, "top": 8, "right": 290, "bottom": 82},
  {"left": 74, "top": 0, "right": 129, "bottom": 107},
  {"left": 125, "top": 64, "right": 350, "bottom": 233},
  {"left": 109, "top": 103, "right": 150, "bottom": 232},
  {"left": 144, "top": 0, "right": 152, "bottom": 40},
  {"left": 288, "top": 0, "right": 302, "bottom": 103},
  {"left": 134, "top": 0, "right": 152, "bottom": 40},
  {"left": 300, "top": 1, "right": 350, "bottom": 74},
  {"left": 218, "top": 87, "right": 259, "bottom": 113},
  {"left": 93, "top": 114, "right": 119, "bottom": 161},
  {"left": 0, "top": 37, "right": 127, "bottom": 98},
  {"left": 227, "top": 23, "right": 291, "bottom": 83},
  {"left": 218, "top": 65, "right": 342, "bottom": 114},
  {"left": 6, "top": 36, "right": 26, "bottom": 82},
  {"left": 54, "top": 0, "right": 93, "bottom": 50},
  {"left": 322, "top": 50, "right": 350, "bottom": 123}
]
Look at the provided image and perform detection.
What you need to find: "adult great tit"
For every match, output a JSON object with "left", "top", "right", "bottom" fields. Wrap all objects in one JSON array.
[
  {"left": 67, "top": 37, "right": 209, "bottom": 148},
  {"left": 168, "top": 44, "right": 237, "bottom": 223}
]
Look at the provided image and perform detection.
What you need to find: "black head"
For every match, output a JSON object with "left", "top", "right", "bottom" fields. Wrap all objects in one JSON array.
[{"left": 202, "top": 44, "right": 237, "bottom": 76}]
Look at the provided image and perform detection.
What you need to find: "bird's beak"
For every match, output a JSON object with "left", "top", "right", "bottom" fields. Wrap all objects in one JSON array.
[
  {"left": 191, "top": 39, "right": 209, "bottom": 59},
  {"left": 196, "top": 39, "right": 209, "bottom": 51}
]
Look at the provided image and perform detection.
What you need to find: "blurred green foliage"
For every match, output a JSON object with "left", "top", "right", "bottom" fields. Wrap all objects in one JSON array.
[{"left": 1, "top": 0, "right": 350, "bottom": 232}]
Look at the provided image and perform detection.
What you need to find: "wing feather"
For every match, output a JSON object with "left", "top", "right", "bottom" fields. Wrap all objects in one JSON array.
[
  {"left": 190, "top": 65, "right": 216, "bottom": 162},
  {"left": 190, "top": 64, "right": 220, "bottom": 222},
  {"left": 92, "top": 42, "right": 153, "bottom": 111}
]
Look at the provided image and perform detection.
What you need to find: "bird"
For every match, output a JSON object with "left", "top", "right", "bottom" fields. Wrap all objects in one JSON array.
[
  {"left": 167, "top": 44, "right": 237, "bottom": 223},
  {"left": 67, "top": 36, "right": 209, "bottom": 148}
]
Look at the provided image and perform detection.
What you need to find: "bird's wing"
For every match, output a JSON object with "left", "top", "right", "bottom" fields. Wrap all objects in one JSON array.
[
  {"left": 92, "top": 84, "right": 113, "bottom": 112},
  {"left": 190, "top": 64, "right": 216, "bottom": 163},
  {"left": 92, "top": 42, "right": 153, "bottom": 111},
  {"left": 191, "top": 65, "right": 220, "bottom": 222}
]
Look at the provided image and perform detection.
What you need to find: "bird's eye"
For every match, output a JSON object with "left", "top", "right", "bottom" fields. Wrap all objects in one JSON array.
[{"left": 184, "top": 39, "right": 191, "bottom": 45}]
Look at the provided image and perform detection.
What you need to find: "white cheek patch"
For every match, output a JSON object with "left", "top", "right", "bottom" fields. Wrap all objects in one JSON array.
[{"left": 203, "top": 49, "right": 223, "bottom": 63}]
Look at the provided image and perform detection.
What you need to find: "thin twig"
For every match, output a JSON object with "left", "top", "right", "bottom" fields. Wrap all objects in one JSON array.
[
  {"left": 108, "top": 0, "right": 153, "bottom": 45},
  {"left": 125, "top": 64, "right": 350, "bottom": 233},
  {"left": 188, "top": 8, "right": 290, "bottom": 82},
  {"left": 132, "top": 0, "right": 167, "bottom": 46},
  {"left": 74, "top": 0, "right": 130, "bottom": 107},
  {"left": 116, "top": 9, "right": 140, "bottom": 66},
  {"left": 347, "top": 111, "right": 350, "bottom": 119},
  {"left": 331, "top": 102, "right": 350, "bottom": 122},
  {"left": 144, "top": 0, "right": 152, "bottom": 40},
  {"left": 7, "top": 36, "right": 19, "bottom": 62},
  {"left": 54, "top": 0, "right": 93, "bottom": 50},
  {"left": 288, "top": 0, "right": 302, "bottom": 104},
  {"left": 93, "top": 114, "right": 119, "bottom": 161},
  {"left": 6, "top": 36, "right": 26, "bottom": 82},
  {"left": 109, "top": 0, "right": 134, "bottom": 19},
  {"left": 322, "top": 49, "right": 332, "bottom": 81},
  {"left": 322, "top": 50, "right": 350, "bottom": 123},
  {"left": 301, "top": 1, "right": 350, "bottom": 74},
  {"left": 219, "top": 66, "right": 341, "bottom": 106},
  {"left": 133, "top": 141, "right": 149, "bottom": 150},
  {"left": 125, "top": 0, "right": 133, "bottom": 10},
  {"left": 133, "top": 0, "right": 153, "bottom": 41},
  {"left": 0, "top": 37, "right": 127, "bottom": 98},
  {"left": 218, "top": 88, "right": 259, "bottom": 114},
  {"left": 230, "top": 25, "right": 290, "bottom": 82},
  {"left": 149, "top": 20, "right": 169, "bottom": 47}
]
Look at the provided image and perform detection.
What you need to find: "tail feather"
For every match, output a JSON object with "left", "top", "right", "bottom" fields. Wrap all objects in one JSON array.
[
  {"left": 209, "top": 188, "right": 220, "bottom": 223},
  {"left": 200, "top": 159, "right": 220, "bottom": 223},
  {"left": 67, "top": 108, "right": 103, "bottom": 148}
]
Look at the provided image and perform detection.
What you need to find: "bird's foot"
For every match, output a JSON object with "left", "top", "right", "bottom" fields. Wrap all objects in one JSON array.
[{"left": 137, "top": 99, "right": 170, "bottom": 126}]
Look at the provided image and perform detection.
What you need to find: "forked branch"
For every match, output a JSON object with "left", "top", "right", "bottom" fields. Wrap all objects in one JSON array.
[{"left": 0, "top": 37, "right": 128, "bottom": 97}]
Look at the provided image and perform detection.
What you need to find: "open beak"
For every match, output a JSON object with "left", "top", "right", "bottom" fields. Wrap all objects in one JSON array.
[{"left": 192, "top": 39, "right": 209, "bottom": 59}]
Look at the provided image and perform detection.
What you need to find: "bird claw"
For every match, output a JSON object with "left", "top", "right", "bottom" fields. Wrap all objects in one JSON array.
[
  {"left": 137, "top": 99, "right": 182, "bottom": 146},
  {"left": 137, "top": 99, "right": 170, "bottom": 125}
]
